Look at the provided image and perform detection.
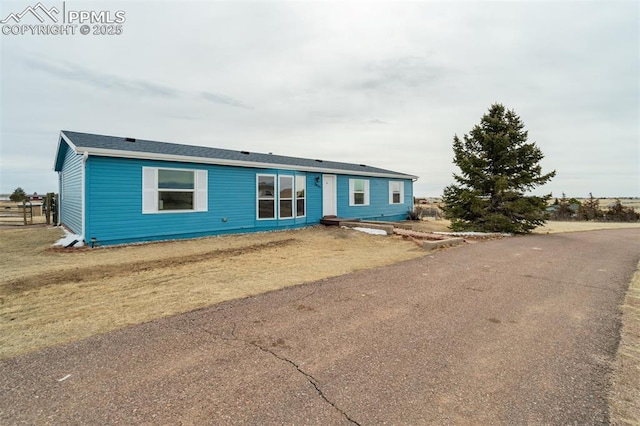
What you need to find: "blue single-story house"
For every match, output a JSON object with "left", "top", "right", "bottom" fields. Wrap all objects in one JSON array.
[{"left": 53, "top": 131, "right": 418, "bottom": 246}]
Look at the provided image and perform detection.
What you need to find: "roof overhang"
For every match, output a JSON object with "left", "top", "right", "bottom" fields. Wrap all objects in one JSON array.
[
  {"left": 53, "top": 131, "right": 79, "bottom": 171},
  {"left": 72, "top": 146, "right": 419, "bottom": 180}
]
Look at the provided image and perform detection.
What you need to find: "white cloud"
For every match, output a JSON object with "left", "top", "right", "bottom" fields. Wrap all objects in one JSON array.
[{"left": 1, "top": 0, "right": 637, "bottom": 197}]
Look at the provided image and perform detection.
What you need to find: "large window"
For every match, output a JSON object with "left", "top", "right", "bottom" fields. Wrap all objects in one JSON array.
[
  {"left": 389, "top": 181, "right": 404, "bottom": 204},
  {"left": 296, "top": 175, "right": 306, "bottom": 217},
  {"left": 257, "top": 175, "right": 276, "bottom": 219},
  {"left": 349, "top": 179, "right": 370, "bottom": 206},
  {"left": 257, "top": 173, "right": 305, "bottom": 220},
  {"left": 142, "top": 167, "right": 207, "bottom": 213}
]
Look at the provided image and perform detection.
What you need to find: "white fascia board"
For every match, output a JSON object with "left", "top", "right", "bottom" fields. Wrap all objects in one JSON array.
[
  {"left": 76, "top": 146, "right": 419, "bottom": 180},
  {"left": 53, "top": 131, "right": 80, "bottom": 170}
]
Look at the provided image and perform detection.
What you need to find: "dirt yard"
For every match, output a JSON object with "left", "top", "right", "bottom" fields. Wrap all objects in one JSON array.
[
  {"left": 0, "top": 224, "right": 434, "bottom": 360},
  {"left": 2, "top": 219, "right": 640, "bottom": 361}
]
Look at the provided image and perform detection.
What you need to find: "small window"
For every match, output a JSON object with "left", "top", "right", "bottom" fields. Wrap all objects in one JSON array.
[
  {"left": 279, "top": 176, "right": 294, "bottom": 219},
  {"left": 389, "top": 181, "right": 404, "bottom": 204},
  {"left": 349, "top": 179, "right": 370, "bottom": 206},
  {"left": 142, "top": 167, "right": 207, "bottom": 213},
  {"left": 257, "top": 175, "right": 276, "bottom": 219},
  {"left": 296, "top": 175, "right": 306, "bottom": 217},
  {"left": 158, "top": 169, "right": 194, "bottom": 210}
]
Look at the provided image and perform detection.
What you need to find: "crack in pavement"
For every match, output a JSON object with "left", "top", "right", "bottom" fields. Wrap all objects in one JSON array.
[
  {"left": 246, "top": 341, "right": 361, "bottom": 425},
  {"left": 298, "top": 288, "right": 318, "bottom": 302},
  {"left": 204, "top": 323, "right": 360, "bottom": 425}
]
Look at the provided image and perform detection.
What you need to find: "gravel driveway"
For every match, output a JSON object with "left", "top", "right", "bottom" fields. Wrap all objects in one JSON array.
[{"left": 1, "top": 229, "right": 639, "bottom": 424}]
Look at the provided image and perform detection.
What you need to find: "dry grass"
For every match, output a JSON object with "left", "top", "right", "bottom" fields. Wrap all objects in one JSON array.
[
  {"left": 593, "top": 198, "right": 640, "bottom": 210},
  {"left": 413, "top": 218, "right": 640, "bottom": 235},
  {"left": 409, "top": 218, "right": 452, "bottom": 233},
  {"left": 610, "top": 262, "right": 640, "bottom": 425},
  {"left": 534, "top": 221, "right": 640, "bottom": 234},
  {"left": 0, "top": 225, "right": 427, "bottom": 360}
]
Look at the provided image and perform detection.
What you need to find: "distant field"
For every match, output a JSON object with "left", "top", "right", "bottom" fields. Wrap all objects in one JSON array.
[
  {"left": 534, "top": 221, "right": 640, "bottom": 234},
  {"left": 415, "top": 218, "right": 640, "bottom": 234},
  {"left": 564, "top": 197, "right": 640, "bottom": 209}
]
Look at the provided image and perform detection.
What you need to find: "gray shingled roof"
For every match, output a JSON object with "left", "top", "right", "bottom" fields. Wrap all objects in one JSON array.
[{"left": 60, "top": 130, "right": 417, "bottom": 179}]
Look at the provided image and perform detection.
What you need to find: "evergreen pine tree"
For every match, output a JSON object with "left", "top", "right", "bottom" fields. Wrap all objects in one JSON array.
[
  {"left": 605, "top": 199, "right": 640, "bottom": 222},
  {"left": 442, "top": 103, "right": 556, "bottom": 233},
  {"left": 9, "top": 187, "right": 27, "bottom": 202},
  {"left": 555, "top": 192, "right": 574, "bottom": 220},
  {"left": 577, "top": 193, "right": 602, "bottom": 221}
]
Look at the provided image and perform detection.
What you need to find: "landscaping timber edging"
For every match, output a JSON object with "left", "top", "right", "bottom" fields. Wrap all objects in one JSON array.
[
  {"left": 422, "top": 237, "right": 465, "bottom": 251},
  {"left": 337, "top": 221, "right": 468, "bottom": 250}
]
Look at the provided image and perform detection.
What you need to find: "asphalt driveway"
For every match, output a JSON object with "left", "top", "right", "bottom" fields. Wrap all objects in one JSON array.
[{"left": 2, "top": 229, "right": 639, "bottom": 424}]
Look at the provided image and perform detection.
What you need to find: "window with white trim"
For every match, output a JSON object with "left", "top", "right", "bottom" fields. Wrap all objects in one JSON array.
[
  {"left": 279, "top": 176, "right": 294, "bottom": 219},
  {"left": 257, "top": 173, "right": 306, "bottom": 220},
  {"left": 257, "top": 174, "right": 276, "bottom": 219},
  {"left": 142, "top": 167, "right": 207, "bottom": 213},
  {"left": 296, "top": 175, "right": 306, "bottom": 217},
  {"left": 349, "top": 179, "right": 370, "bottom": 206},
  {"left": 389, "top": 181, "right": 404, "bottom": 204}
]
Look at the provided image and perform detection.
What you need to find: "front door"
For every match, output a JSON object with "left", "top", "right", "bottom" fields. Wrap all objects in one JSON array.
[{"left": 322, "top": 174, "right": 337, "bottom": 217}]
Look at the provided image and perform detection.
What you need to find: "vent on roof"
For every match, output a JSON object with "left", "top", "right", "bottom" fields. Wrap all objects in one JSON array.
[
  {"left": 125, "top": 137, "right": 136, "bottom": 142},
  {"left": 315, "top": 159, "right": 323, "bottom": 163},
  {"left": 360, "top": 164, "right": 367, "bottom": 167},
  {"left": 240, "top": 150, "right": 250, "bottom": 155}
]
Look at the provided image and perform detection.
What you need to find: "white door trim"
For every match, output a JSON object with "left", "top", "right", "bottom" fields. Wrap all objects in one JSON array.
[{"left": 322, "top": 174, "right": 337, "bottom": 217}]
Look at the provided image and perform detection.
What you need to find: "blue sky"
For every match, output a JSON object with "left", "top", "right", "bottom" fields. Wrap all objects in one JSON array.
[{"left": 1, "top": 0, "right": 638, "bottom": 197}]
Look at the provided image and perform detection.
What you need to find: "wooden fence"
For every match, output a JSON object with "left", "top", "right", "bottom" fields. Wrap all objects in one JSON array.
[
  {"left": 0, "top": 200, "right": 34, "bottom": 225},
  {"left": 0, "top": 194, "right": 58, "bottom": 226}
]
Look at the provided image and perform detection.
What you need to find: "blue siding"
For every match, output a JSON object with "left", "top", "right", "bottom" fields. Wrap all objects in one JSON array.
[
  {"left": 84, "top": 157, "right": 322, "bottom": 245},
  {"left": 336, "top": 175, "right": 413, "bottom": 222},
  {"left": 59, "top": 143, "right": 83, "bottom": 234},
  {"left": 305, "top": 174, "right": 323, "bottom": 223},
  {"left": 404, "top": 179, "right": 414, "bottom": 211},
  {"left": 81, "top": 156, "right": 414, "bottom": 246}
]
